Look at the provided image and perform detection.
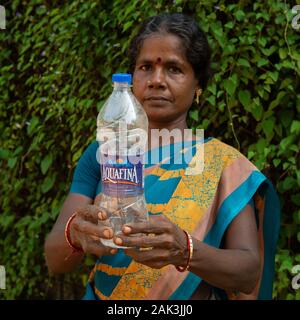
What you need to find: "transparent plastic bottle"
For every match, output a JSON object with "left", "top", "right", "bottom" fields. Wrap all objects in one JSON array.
[{"left": 96, "top": 73, "right": 149, "bottom": 248}]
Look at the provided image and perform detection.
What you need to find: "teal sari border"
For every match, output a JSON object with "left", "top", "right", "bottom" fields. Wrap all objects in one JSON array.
[
  {"left": 83, "top": 282, "right": 99, "bottom": 300},
  {"left": 258, "top": 180, "right": 280, "bottom": 299},
  {"left": 169, "top": 171, "right": 280, "bottom": 300}
]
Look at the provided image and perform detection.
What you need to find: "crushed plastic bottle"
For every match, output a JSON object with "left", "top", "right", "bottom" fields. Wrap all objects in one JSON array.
[{"left": 96, "top": 73, "right": 149, "bottom": 248}]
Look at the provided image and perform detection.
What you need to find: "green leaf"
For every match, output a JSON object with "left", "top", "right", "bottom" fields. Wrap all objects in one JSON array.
[
  {"left": 273, "top": 159, "right": 281, "bottom": 167},
  {"left": 247, "top": 150, "right": 255, "bottom": 160},
  {"left": 269, "top": 71, "right": 279, "bottom": 82},
  {"left": 283, "top": 177, "right": 296, "bottom": 191},
  {"left": 97, "top": 100, "right": 106, "bottom": 112},
  {"left": 13, "top": 146, "right": 23, "bottom": 156},
  {"left": 262, "top": 117, "right": 275, "bottom": 140},
  {"left": 41, "top": 176, "right": 56, "bottom": 194},
  {"left": 123, "top": 21, "right": 134, "bottom": 32},
  {"left": 82, "top": 99, "right": 93, "bottom": 108},
  {"left": 291, "top": 120, "right": 300, "bottom": 134},
  {"left": 189, "top": 109, "right": 199, "bottom": 121},
  {"left": 72, "top": 148, "right": 84, "bottom": 163},
  {"left": 206, "top": 95, "right": 216, "bottom": 106},
  {"left": 261, "top": 46, "right": 277, "bottom": 57},
  {"left": 269, "top": 91, "right": 286, "bottom": 111},
  {"left": 0, "top": 149, "right": 11, "bottom": 159},
  {"left": 36, "top": 5, "right": 47, "bottom": 15},
  {"left": 279, "top": 257, "right": 293, "bottom": 271},
  {"left": 237, "top": 58, "right": 251, "bottom": 67},
  {"left": 223, "top": 76, "right": 237, "bottom": 96},
  {"left": 258, "top": 37, "right": 267, "bottom": 47},
  {"left": 280, "top": 135, "right": 294, "bottom": 151},
  {"left": 279, "top": 48, "right": 287, "bottom": 59},
  {"left": 256, "top": 138, "right": 267, "bottom": 154},
  {"left": 201, "top": 119, "right": 210, "bottom": 130},
  {"left": 235, "top": 10, "right": 245, "bottom": 21},
  {"left": 251, "top": 100, "right": 263, "bottom": 121},
  {"left": 8, "top": 157, "right": 17, "bottom": 169},
  {"left": 207, "top": 83, "right": 216, "bottom": 95},
  {"left": 41, "top": 154, "right": 53, "bottom": 175},
  {"left": 224, "top": 21, "right": 234, "bottom": 29},
  {"left": 218, "top": 102, "right": 225, "bottom": 112},
  {"left": 238, "top": 90, "right": 251, "bottom": 108},
  {"left": 280, "top": 110, "right": 294, "bottom": 128},
  {"left": 257, "top": 58, "right": 269, "bottom": 67},
  {"left": 27, "top": 117, "right": 39, "bottom": 135}
]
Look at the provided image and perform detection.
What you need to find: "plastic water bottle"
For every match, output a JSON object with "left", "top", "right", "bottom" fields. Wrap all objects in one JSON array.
[{"left": 96, "top": 73, "right": 149, "bottom": 248}]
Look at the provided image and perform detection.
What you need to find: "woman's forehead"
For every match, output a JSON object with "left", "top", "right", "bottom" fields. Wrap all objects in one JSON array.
[{"left": 136, "top": 34, "right": 187, "bottom": 62}]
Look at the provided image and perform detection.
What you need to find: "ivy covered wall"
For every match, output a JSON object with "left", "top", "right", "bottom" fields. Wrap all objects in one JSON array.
[{"left": 0, "top": 0, "right": 299, "bottom": 299}]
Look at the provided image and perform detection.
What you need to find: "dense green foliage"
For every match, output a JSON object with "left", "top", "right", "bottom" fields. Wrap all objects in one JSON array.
[{"left": 0, "top": 0, "right": 299, "bottom": 299}]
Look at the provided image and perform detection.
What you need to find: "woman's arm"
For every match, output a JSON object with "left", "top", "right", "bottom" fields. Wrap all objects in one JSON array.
[
  {"left": 44, "top": 193, "right": 91, "bottom": 274},
  {"left": 189, "top": 204, "right": 260, "bottom": 294},
  {"left": 114, "top": 204, "right": 260, "bottom": 295},
  {"left": 44, "top": 193, "right": 116, "bottom": 274}
]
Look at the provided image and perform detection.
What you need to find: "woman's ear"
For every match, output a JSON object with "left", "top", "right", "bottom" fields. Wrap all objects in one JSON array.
[{"left": 195, "top": 86, "right": 203, "bottom": 105}]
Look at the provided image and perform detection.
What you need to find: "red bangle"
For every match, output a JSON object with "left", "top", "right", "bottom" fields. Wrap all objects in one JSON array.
[
  {"left": 64, "top": 212, "right": 83, "bottom": 253},
  {"left": 175, "top": 230, "right": 193, "bottom": 272}
]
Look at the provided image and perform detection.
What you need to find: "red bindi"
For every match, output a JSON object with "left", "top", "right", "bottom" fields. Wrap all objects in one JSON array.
[{"left": 156, "top": 57, "right": 162, "bottom": 64}]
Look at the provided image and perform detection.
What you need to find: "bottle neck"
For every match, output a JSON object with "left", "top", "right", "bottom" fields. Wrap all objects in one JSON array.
[{"left": 113, "top": 82, "right": 131, "bottom": 91}]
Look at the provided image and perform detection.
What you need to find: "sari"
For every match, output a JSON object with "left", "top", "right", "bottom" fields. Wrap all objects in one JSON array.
[{"left": 83, "top": 137, "right": 280, "bottom": 300}]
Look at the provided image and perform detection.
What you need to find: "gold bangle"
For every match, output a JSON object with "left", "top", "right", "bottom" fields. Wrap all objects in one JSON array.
[{"left": 186, "top": 232, "right": 193, "bottom": 271}]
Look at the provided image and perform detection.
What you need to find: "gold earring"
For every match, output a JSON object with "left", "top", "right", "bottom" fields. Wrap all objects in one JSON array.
[{"left": 195, "top": 88, "right": 202, "bottom": 104}]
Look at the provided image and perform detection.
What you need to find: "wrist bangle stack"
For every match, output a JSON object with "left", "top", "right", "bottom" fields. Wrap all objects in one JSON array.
[
  {"left": 175, "top": 230, "right": 193, "bottom": 272},
  {"left": 64, "top": 212, "right": 83, "bottom": 254}
]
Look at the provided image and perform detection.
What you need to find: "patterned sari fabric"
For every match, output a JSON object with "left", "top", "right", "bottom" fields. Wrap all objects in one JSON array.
[{"left": 83, "top": 138, "right": 280, "bottom": 300}]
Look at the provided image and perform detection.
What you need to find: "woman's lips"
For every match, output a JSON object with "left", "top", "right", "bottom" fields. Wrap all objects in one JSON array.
[
  {"left": 145, "top": 96, "right": 171, "bottom": 105},
  {"left": 146, "top": 96, "right": 169, "bottom": 100}
]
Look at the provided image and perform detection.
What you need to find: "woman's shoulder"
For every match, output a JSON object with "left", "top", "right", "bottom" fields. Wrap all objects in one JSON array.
[
  {"left": 202, "top": 137, "right": 256, "bottom": 169},
  {"left": 204, "top": 137, "right": 242, "bottom": 157},
  {"left": 85, "top": 140, "right": 99, "bottom": 152},
  {"left": 80, "top": 140, "right": 99, "bottom": 159},
  {"left": 76, "top": 140, "right": 100, "bottom": 168}
]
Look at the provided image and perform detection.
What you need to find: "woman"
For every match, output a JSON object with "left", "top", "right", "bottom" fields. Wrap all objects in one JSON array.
[{"left": 44, "top": 13, "right": 280, "bottom": 300}]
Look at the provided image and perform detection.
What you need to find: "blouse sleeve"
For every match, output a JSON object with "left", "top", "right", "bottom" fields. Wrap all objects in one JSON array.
[{"left": 70, "top": 141, "right": 100, "bottom": 199}]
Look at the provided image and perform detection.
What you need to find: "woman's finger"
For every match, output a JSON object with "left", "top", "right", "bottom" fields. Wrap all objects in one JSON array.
[
  {"left": 82, "top": 240, "right": 117, "bottom": 256},
  {"left": 122, "top": 215, "right": 173, "bottom": 235},
  {"left": 114, "top": 233, "right": 172, "bottom": 249},
  {"left": 76, "top": 204, "right": 109, "bottom": 223},
  {"left": 73, "top": 218, "right": 113, "bottom": 239}
]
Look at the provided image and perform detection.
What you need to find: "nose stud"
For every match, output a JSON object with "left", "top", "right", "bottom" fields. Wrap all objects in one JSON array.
[{"left": 147, "top": 80, "right": 152, "bottom": 85}]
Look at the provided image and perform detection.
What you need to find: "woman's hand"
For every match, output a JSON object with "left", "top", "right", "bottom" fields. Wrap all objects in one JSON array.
[
  {"left": 114, "top": 215, "right": 188, "bottom": 269},
  {"left": 69, "top": 204, "right": 117, "bottom": 256}
]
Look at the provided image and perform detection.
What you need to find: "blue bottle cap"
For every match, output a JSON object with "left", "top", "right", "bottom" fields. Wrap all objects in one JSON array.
[{"left": 112, "top": 73, "right": 132, "bottom": 85}]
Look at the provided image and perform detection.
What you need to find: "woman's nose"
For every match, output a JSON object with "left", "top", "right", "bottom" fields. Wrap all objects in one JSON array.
[{"left": 148, "top": 68, "right": 166, "bottom": 89}]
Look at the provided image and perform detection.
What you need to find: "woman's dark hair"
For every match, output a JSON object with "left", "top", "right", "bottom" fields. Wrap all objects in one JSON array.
[{"left": 128, "top": 13, "right": 211, "bottom": 89}]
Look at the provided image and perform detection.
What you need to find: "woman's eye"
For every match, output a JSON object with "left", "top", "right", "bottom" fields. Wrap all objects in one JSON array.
[
  {"left": 140, "top": 65, "right": 151, "bottom": 71},
  {"left": 169, "top": 66, "right": 181, "bottom": 74}
]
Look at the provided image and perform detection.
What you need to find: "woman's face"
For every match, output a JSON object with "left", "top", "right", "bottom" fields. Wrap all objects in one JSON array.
[{"left": 132, "top": 34, "right": 199, "bottom": 126}]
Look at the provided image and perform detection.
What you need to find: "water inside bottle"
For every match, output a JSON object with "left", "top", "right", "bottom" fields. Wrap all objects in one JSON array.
[{"left": 100, "top": 198, "right": 148, "bottom": 249}]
